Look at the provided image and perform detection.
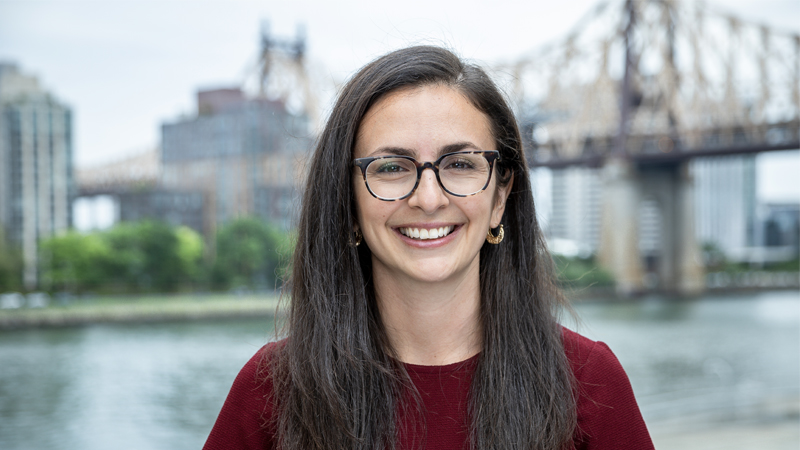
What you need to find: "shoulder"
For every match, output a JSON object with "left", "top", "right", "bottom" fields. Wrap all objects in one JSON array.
[
  {"left": 560, "top": 327, "right": 655, "bottom": 450},
  {"left": 221, "top": 339, "right": 285, "bottom": 407},
  {"left": 560, "top": 327, "right": 634, "bottom": 404},
  {"left": 561, "top": 327, "right": 626, "bottom": 380},
  {"left": 202, "top": 339, "right": 285, "bottom": 450}
]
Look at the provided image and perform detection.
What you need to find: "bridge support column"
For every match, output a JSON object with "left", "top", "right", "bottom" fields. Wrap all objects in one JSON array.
[
  {"left": 675, "top": 163, "right": 705, "bottom": 295},
  {"left": 598, "top": 160, "right": 705, "bottom": 296},
  {"left": 598, "top": 159, "right": 644, "bottom": 295},
  {"left": 637, "top": 163, "right": 705, "bottom": 295}
]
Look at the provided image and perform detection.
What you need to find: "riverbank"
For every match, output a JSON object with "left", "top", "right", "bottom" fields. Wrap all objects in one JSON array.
[
  {"left": 564, "top": 284, "right": 799, "bottom": 301},
  {"left": 0, "top": 294, "right": 282, "bottom": 329},
  {"left": 3, "top": 286, "right": 796, "bottom": 329}
]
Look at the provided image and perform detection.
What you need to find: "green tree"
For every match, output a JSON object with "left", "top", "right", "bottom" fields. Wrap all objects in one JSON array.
[
  {"left": 39, "top": 221, "right": 205, "bottom": 294},
  {"left": 102, "top": 222, "right": 147, "bottom": 290},
  {"left": 176, "top": 225, "right": 205, "bottom": 284},
  {"left": 212, "top": 217, "right": 290, "bottom": 290},
  {"left": 39, "top": 231, "right": 112, "bottom": 292},
  {"left": 103, "top": 220, "right": 184, "bottom": 292}
]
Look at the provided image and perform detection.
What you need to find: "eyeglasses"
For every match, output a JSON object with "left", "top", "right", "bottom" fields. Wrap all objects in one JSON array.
[{"left": 353, "top": 150, "right": 500, "bottom": 201}]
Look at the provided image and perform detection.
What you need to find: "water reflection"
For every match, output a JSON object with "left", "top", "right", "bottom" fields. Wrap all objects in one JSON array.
[
  {"left": 570, "top": 290, "right": 800, "bottom": 429},
  {"left": 0, "top": 328, "right": 83, "bottom": 449},
  {"left": 0, "top": 319, "right": 277, "bottom": 450},
  {"left": 0, "top": 292, "right": 797, "bottom": 449}
]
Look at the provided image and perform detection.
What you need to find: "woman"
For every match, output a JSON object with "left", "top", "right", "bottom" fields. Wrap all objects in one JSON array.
[{"left": 204, "top": 46, "right": 654, "bottom": 450}]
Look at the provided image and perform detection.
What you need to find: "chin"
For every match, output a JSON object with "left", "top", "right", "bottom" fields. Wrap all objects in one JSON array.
[{"left": 404, "top": 261, "right": 470, "bottom": 284}]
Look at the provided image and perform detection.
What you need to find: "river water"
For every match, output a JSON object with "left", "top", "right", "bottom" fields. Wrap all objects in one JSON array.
[{"left": 0, "top": 290, "right": 797, "bottom": 449}]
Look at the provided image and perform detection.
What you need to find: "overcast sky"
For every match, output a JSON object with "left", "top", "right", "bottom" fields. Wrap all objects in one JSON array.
[{"left": 1, "top": 0, "right": 798, "bottom": 202}]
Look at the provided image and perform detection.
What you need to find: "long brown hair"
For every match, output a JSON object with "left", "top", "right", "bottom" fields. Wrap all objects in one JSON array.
[{"left": 272, "top": 45, "right": 576, "bottom": 449}]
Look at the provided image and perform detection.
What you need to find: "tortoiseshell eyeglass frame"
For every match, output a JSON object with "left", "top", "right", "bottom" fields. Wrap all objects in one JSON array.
[{"left": 352, "top": 150, "right": 500, "bottom": 201}]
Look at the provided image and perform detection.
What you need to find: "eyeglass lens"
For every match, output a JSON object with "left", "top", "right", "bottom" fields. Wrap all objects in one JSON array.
[{"left": 365, "top": 153, "right": 492, "bottom": 199}]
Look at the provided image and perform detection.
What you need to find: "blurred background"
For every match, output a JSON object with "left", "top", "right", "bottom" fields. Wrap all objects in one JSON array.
[{"left": 0, "top": 0, "right": 798, "bottom": 449}]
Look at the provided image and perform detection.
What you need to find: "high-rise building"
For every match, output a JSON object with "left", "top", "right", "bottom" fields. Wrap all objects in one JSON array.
[
  {"left": 160, "top": 88, "right": 311, "bottom": 232},
  {"left": 691, "top": 155, "right": 758, "bottom": 257},
  {"left": 0, "top": 63, "right": 74, "bottom": 288},
  {"left": 547, "top": 167, "right": 602, "bottom": 255}
]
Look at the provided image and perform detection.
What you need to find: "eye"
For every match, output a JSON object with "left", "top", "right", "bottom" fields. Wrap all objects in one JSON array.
[
  {"left": 367, "top": 158, "right": 415, "bottom": 179},
  {"left": 374, "top": 160, "right": 409, "bottom": 173},
  {"left": 442, "top": 156, "right": 478, "bottom": 171}
]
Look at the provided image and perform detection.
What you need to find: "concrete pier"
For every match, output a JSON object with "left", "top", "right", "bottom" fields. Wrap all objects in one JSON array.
[{"left": 598, "top": 159, "right": 705, "bottom": 295}]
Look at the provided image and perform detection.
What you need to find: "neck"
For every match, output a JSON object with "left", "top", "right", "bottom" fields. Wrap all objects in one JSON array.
[{"left": 373, "top": 262, "right": 482, "bottom": 366}]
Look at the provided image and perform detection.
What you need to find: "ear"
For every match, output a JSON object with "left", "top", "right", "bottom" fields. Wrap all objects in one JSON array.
[{"left": 490, "top": 173, "right": 514, "bottom": 228}]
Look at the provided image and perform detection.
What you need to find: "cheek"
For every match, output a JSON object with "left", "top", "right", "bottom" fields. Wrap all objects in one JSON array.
[
  {"left": 353, "top": 187, "right": 391, "bottom": 230},
  {"left": 461, "top": 198, "right": 495, "bottom": 225}
]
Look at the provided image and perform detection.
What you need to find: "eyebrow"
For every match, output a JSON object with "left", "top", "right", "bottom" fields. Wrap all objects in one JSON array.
[{"left": 367, "top": 141, "right": 482, "bottom": 159}]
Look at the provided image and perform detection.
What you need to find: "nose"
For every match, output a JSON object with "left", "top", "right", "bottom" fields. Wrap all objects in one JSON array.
[{"left": 407, "top": 167, "right": 449, "bottom": 213}]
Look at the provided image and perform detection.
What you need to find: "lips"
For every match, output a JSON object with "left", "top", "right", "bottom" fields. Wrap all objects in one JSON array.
[{"left": 398, "top": 225, "right": 455, "bottom": 240}]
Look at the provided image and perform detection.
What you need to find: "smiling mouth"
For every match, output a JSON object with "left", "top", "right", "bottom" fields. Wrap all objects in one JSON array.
[{"left": 398, "top": 225, "right": 455, "bottom": 240}]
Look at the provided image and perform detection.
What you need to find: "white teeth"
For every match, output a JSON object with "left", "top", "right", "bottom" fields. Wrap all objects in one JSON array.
[{"left": 399, "top": 226, "right": 454, "bottom": 240}]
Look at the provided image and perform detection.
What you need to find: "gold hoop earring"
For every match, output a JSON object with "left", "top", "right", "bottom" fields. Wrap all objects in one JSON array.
[
  {"left": 486, "top": 225, "right": 504, "bottom": 245},
  {"left": 353, "top": 228, "right": 363, "bottom": 247}
]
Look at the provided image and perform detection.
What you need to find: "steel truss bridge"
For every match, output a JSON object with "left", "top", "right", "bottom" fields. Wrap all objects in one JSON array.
[{"left": 498, "top": 0, "right": 799, "bottom": 294}]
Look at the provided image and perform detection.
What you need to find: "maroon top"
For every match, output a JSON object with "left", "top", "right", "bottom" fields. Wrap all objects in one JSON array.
[{"left": 203, "top": 328, "right": 654, "bottom": 449}]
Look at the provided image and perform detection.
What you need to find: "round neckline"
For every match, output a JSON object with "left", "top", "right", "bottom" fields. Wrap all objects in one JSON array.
[{"left": 402, "top": 352, "right": 480, "bottom": 374}]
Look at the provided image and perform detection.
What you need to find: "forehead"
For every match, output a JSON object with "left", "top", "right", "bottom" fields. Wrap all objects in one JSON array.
[{"left": 354, "top": 84, "right": 494, "bottom": 159}]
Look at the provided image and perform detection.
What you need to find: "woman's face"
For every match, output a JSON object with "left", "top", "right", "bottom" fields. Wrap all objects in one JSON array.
[{"left": 353, "top": 84, "right": 511, "bottom": 286}]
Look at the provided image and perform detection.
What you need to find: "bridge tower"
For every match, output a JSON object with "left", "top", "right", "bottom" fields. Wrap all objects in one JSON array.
[{"left": 596, "top": 0, "right": 704, "bottom": 295}]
